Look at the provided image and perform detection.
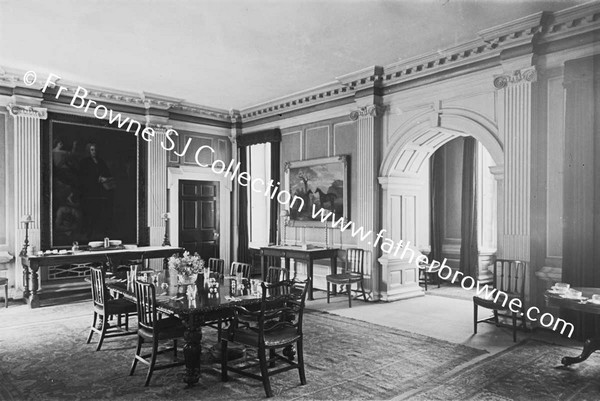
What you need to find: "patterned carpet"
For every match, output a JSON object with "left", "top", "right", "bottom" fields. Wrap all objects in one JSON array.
[
  {"left": 405, "top": 339, "right": 600, "bottom": 401},
  {"left": 0, "top": 301, "right": 485, "bottom": 401}
]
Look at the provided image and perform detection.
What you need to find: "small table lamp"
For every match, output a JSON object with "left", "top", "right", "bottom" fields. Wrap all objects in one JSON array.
[
  {"left": 161, "top": 213, "right": 171, "bottom": 246},
  {"left": 20, "top": 214, "right": 34, "bottom": 256}
]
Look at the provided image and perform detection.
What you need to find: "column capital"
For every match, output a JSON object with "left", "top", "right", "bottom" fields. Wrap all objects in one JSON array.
[
  {"left": 6, "top": 104, "right": 47, "bottom": 119},
  {"left": 493, "top": 66, "right": 537, "bottom": 89},
  {"left": 145, "top": 123, "right": 172, "bottom": 134},
  {"left": 349, "top": 104, "right": 386, "bottom": 121}
]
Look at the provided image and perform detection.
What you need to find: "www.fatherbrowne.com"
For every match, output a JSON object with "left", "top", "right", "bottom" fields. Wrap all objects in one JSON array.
[{"left": 32, "top": 71, "right": 574, "bottom": 338}]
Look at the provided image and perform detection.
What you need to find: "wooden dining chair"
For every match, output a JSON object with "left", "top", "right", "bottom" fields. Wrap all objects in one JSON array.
[
  {"left": 326, "top": 248, "right": 367, "bottom": 308},
  {"left": 86, "top": 266, "right": 137, "bottom": 350},
  {"left": 221, "top": 278, "right": 310, "bottom": 398},
  {"left": 130, "top": 280, "right": 186, "bottom": 386},
  {"left": 473, "top": 259, "right": 527, "bottom": 342},
  {"left": 230, "top": 262, "right": 251, "bottom": 279},
  {"left": 208, "top": 258, "right": 225, "bottom": 276}
]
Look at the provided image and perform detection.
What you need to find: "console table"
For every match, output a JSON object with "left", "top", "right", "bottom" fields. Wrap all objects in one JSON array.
[
  {"left": 20, "top": 245, "right": 183, "bottom": 308},
  {"left": 260, "top": 245, "right": 338, "bottom": 301}
]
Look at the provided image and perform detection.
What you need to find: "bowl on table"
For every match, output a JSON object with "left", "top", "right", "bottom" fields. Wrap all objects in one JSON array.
[
  {"left": 88, "top": 241, "right": 103, "bottom": 248},
  {"left": 109, "top": 240, "right": 122, "bottom": 247},
  {"left": 551, "top": 282, "right": 570, "bottom": 293}
]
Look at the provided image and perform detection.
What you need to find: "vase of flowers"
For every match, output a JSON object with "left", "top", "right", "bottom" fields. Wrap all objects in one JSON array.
[{"left": 168, "top": 251, "right": 204, "bottom": 286}]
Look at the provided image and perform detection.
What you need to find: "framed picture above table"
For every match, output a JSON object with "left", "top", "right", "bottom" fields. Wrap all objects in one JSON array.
[
  {"left": 284, "top": 155, "right": 348, "bottom": 222},
  {"left": 44, "top": 119, "right": 140, "bottom": 248}
]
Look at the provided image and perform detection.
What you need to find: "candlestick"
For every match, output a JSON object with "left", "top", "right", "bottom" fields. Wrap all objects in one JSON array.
[{"left": 20, "top": 214, "right": 34, "bottom": 257}]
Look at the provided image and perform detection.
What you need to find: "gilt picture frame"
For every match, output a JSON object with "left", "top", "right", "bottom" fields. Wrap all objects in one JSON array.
[
  {"left": 284, "top": 155, "right": 348, "bottom": 222},
  {"left": 46, "top": 119, "right": 140, "bottom": 248}
]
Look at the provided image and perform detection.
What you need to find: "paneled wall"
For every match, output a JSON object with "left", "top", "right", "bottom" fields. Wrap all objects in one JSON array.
[
  {"left": 279, "top": 117, "right": 360, "bottom": 291},
  {"left": 280, "top": 117, "right": 358, "bottom": 249}
]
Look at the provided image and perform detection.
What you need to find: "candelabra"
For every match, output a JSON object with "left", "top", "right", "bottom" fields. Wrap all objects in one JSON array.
[
  {"left": 280, "top": 210, "right": 290, "bottom": 245},
  {"left": 161, "top": 212, "right": 171, "bottom": 246},
  {"left": 20, "top": 214, "right": 34, "bottom": 256}
]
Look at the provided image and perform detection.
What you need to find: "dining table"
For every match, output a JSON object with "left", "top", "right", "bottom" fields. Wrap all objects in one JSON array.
[
  {"left": 545, "top": 287, "right": 600, "bottom": 366},
  {"left": 106, "top": 271, "right": 284, "bottom": 387}
]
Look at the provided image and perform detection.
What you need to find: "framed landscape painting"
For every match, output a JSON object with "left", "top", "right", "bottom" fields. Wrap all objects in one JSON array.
[
  {"left": 284, "top": 155, "right": 348, "bottom": 221},
  {"left": 47, "top": 120, "right": 139, "bottom": 247}
]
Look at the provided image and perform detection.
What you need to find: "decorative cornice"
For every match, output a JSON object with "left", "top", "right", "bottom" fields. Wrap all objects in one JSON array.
[
  {"left": 229, "top": 109, "right": 241, "bottom": 124},
  {"left": 0, "top": 67, "right": 232, "bottom": 123},
  {"left": 493, "top": 66, "right": 537, "bottom": 89},
  {"left": 349, "top": 104, "right": 386, "bottom": 121},
  {"left": 6, "top": 104, "right": 47, "bottom": 119}
]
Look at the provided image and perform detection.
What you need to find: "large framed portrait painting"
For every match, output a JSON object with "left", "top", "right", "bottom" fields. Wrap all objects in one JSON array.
[
  {"left": 47, "top": 120, "right": 139, "bottom": 247},
  {"left": 285, "top": 155, "right": 348, "bottom": 221}
]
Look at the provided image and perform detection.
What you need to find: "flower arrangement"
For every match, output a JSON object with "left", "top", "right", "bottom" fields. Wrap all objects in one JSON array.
[{"left": 168, "top": 251, "right": 204, "bottom": 277}]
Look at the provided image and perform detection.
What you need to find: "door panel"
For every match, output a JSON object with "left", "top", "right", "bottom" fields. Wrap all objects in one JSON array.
[{"left": 178, "top": 180, "right": 220, "bottom": 259}]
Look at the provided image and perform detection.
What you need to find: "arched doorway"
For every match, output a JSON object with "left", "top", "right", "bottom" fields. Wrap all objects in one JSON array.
[{"left": 377, "top": 108, "right": 503, "bottom": 301}]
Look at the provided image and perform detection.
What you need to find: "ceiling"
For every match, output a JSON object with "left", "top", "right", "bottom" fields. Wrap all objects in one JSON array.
[{"left": 0, "top": 0, "right": 587, "bottom": 111}]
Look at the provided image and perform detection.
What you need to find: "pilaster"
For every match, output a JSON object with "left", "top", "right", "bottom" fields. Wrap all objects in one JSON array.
[
  {"left": 7, "top": 103, "right": 47, "bottom": 293},
  {"left": 494, "top": 65, "right": 536, "bottom": 261},
  {"left": 145, "top": 123, "right": 169, "bottom": 248},
  {"left": 350, "top": 96, "right": 384, "bottom": 300},
  {"left": 230, "top": 110, "right": 241, "bottom": 262}
]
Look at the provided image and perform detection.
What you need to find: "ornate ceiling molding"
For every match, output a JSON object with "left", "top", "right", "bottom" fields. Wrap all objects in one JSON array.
[{"left": 6, "top": 104, "right": 47, "bottom": 119}]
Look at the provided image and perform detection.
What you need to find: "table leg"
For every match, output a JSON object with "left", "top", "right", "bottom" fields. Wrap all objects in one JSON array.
[
  {"left": 182, "top": 317, "right": 203, "bottom": 386},
  {"left": 561, "top": 337, "right": 600, "bottom": 366},
  {"left": 307, "top": 259, "right": 314, "bottom": 301},
  {"left": 22, "top": 264, "right": 31, "bottom": 301},
  {"left": 331, "top": 255, "right": 338, "bottom": 296},
  {"left": 29, "top": 266, "right": 40, "bottom": 308}
]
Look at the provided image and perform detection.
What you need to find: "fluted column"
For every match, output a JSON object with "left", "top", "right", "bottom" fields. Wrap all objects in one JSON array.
[
  {"left": 7, "top": 104, "right": 47, "bottom": 295},
  {"left": 230, "top": 110, "right": 241, "bottom": 262},
  {"left": 146, "top": 124, "right": 169, "bottom": 247},
  {"left": 494, "top": 67, "right": 536, "bottom": 261},
  {"left": 350, "top": 101, "right": 384, "bottom": 299}
]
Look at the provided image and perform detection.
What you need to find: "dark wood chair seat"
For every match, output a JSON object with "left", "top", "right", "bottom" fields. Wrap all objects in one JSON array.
[
  {"left": 98, "top": 297, "right": 138, "bottom": 315},
  {"left": 325, "top": 272, "right": 362, "bottom": 284}
]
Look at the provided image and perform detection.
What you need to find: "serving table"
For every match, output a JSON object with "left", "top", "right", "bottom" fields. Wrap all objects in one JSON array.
[
  {"left": 20, "top": 245, "right": 183, "bottom": 308},
  {"left": 260, "top": 245, "right": 338, "bottom": 301},
  {"left": 545, "top": 287, "right": 600, "bottom": 366},
  {"left": 106, "top": 273, "right": 284, "bottom": 386}
]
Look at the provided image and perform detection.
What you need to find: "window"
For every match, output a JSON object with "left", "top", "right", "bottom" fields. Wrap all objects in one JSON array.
[{"left": 247, "top": 142, "right": 271, "bottom": 248}]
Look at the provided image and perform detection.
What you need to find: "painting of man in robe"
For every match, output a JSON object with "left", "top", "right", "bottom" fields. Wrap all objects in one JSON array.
[{"left": 49, "top": 122, "right": 138, "bottom": 247}]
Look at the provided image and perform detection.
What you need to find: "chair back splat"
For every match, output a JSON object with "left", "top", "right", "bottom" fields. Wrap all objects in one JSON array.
[
  {"left": 230, "top": 262, "right": 251, "bottom": 278},
  {"left": 90, "top": 266, "right": 107, "bottom": 308},
  {"left": 134, "top": 280, "right": 158, "bottom": 332},
  {"left": 266, "top": 266, "right": 289, "bottom": 285},
  {"left": 208, "top": 258, "right": 225, "bottom": 276}
]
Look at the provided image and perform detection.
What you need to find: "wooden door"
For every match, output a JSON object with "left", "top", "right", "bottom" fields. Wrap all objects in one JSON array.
[{"left": 178, "top": 180, "right": 220, "bottom": 259}]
